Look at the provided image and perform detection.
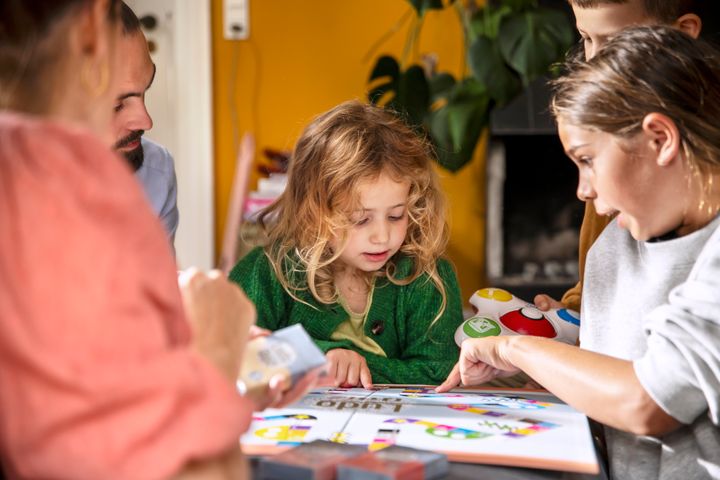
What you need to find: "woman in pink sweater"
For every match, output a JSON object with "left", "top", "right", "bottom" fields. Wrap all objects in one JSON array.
[{"left": 0, "top": 1, "right": 311, "bottom": 478}]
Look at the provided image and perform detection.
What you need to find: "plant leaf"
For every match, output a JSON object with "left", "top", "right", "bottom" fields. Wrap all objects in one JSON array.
[
  {"left": 428, "top": 79, "right": 489, "bottom": 172},
  {"left": 367, "top": 56, "right": 429, "bottom": 129},
  {"left": 406, "top": 0, "right": 448, "bottom": 17},
  {"left": 468, "top": 4, "right": 512, "bottom": 40},
  {"left": 428, "top": 72, "right": 456, "bottom": 102},
  {"left": 368, "top": 55, "right": 401, "bottom": 105},
  {"left": 498, "top": 7, "right": 574, "bottom": 82},
  {"left": 396, "top": 65, "right": 431, "bottom": 127},
  {"left": 468, "top": 35, "right": 522, "bottom": 105}
]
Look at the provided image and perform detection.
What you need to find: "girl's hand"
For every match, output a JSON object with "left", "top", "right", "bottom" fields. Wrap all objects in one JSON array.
[
  {"left": 435, "top": 337, "right": 520, "bottom": 392},
  {"left": 326, "top": 349, "right": 373, "bottom": 389}
]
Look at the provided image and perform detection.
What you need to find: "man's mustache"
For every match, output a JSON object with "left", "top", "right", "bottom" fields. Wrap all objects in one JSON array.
[{"left": 114, "top": 130, "right": 144, "bottom": 149}]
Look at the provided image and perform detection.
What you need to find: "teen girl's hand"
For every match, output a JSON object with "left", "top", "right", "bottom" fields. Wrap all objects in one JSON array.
[
  {"left": 435, "top": 337, "right": 521, "bottom": 392},
  {"left": 326, "top": 348, "right": 373, "bottom": 389}
]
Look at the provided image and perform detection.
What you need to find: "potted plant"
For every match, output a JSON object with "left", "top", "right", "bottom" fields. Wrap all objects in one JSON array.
[{"left": 367, "top": 0, "right": 574, "bottom": 172}]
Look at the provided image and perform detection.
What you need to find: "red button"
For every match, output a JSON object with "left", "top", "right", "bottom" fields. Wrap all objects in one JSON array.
[{"left": 499, "top": 308, "right": 556, "bottom": 337}]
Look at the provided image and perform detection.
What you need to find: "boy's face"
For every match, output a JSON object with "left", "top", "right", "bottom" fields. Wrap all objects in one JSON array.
[{"left": 572, "top": 1, "right": 656, "bottom": 59}]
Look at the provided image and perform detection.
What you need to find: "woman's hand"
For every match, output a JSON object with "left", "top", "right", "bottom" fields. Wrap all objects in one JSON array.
[
  {"left": 264, "top": 367, "right": 330, "bottom": 409},
  {"left": 436, "top": 336, "right": 520, "bottom": 392},
  {"left": 248, "top": 325, "right": 271, "bottom": 340},
  {"left": 326, "top": 348, "right": 373, "bottom": 389},
  {"left": 179, "top": 268, "right": 255, "bottom": 382}
]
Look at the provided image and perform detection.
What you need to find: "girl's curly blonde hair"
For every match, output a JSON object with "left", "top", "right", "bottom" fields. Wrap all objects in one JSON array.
[{"left": 259, "top": 100, "right": 449, "bottom": 320}]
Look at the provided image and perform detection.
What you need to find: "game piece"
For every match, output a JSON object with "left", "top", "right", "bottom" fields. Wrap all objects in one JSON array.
[
  {"left": 238, "top": 324, "right": 327, "bottom": 397},
  {"left": 455, "top": 287, "right": 580, "bottom": 346}
]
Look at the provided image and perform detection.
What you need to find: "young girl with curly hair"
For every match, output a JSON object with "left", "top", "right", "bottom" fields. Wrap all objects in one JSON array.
[{"left": 230, "top": 100, "right": 464, "bottom": 388}]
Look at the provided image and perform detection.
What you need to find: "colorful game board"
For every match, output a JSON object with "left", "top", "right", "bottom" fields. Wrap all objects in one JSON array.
[{"left": 241, "top": 386, "right": 599, "bottom": 474}]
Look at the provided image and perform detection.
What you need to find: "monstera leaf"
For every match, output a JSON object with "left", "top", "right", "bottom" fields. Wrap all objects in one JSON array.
[
  {"left": 368, "top": 55, "right": 430, "bottom": 128},
  {"left": 428, "top": 72, "right": 456, "bottom": 102},
  {"left": 366, "top": 1, "right": 573, "bottom": 172},
  {"left": 468, "top": 3, "right": 512, "bottom": 39},
  {"left": 468, "top": 35, "right": 522, "bottom": 105},
  {"left": 428, "top": 79, "right": 489, "bottom": 172},
  {"left": 498, "top": 7, "right": 574, "bottom": 81},
  {"left": 406, "top": 0, "right": 454, "bottom": 17}
]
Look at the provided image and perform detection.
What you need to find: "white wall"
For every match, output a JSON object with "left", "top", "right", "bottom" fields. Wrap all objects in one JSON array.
[{"left": 126, "top": 0, "right": 215, "bottom": 269}]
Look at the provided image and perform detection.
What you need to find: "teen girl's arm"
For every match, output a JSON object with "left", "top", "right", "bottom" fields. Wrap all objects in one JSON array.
[
  {"left": 362, "top": 259, "right": 464, "bottom": 385},
  {"left": 438, "top": 336, "right": 680, "bottom": 436},
  {"left": 441, "top": 232, "right": 720, "bottom": 437}
]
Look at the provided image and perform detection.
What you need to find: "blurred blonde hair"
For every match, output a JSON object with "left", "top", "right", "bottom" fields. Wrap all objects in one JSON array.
[
  {"left": 0, "top": 0, "right": 120, "bottom": 113},
  {"left": 259, "top": 100, "right": 449, "bottom": 321}
]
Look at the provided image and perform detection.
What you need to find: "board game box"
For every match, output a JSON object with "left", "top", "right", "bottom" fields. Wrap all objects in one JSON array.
[
  {"left": 241, "top": 386, "right": 599, "bottom": 474},
  {"left": 257, "top": 439, "right": 367, "bottom": 480}
]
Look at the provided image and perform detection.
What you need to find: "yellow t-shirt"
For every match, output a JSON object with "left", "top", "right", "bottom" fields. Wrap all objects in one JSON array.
[{"left": 330, "top": 283, "right": 386, "bottom": 357}]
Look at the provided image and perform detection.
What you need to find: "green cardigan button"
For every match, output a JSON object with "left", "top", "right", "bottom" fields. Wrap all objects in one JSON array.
[{"left": 371, "top": 321, "right": 385, "bottom": 335}]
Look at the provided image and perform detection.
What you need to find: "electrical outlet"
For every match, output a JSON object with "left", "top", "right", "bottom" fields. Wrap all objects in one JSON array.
[{"left": 224, "top": 0, "right": 249, "bottom": 40}]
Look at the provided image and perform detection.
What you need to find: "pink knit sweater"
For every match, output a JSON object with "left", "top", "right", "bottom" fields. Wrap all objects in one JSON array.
[{"left": 0, "top": 114, "right": 251, "bottom": 480}]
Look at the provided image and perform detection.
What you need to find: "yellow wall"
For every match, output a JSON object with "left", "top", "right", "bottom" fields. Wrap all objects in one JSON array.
[{"left": 211, "top": 0, "right": 486, "bottom": 303}]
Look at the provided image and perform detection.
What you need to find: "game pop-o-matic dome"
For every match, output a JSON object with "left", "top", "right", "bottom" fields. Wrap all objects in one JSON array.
[{"left": 454, "top": 288, "right": 580, "bottom": 346}]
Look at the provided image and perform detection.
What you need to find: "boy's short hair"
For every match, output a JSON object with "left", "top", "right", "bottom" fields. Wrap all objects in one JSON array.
[{"left": 568, "top": 0, "right": 696, "bottom": 24}]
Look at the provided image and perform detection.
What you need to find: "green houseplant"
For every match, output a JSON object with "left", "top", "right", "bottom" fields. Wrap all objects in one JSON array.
[{"left": 367, "top": 0, "right": 574, "bottom": 172}]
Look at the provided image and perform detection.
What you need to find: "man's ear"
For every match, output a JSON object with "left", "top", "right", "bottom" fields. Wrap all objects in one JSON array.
[
  {"left": 641, "top": 113, "right": 680, "bottom": 167},
  {"left": 674, "top": 13, "right": 702, "bottom": 39}
]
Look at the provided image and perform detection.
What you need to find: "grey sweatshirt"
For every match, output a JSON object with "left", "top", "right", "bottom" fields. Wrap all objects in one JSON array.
[{"left": 582, "top": 215, "right": 720, "bottom": 480}]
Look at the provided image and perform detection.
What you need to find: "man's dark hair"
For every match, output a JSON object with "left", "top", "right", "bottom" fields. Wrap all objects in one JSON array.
[{"left": 120, "top": 1, "right": 141, "bottom": 35}]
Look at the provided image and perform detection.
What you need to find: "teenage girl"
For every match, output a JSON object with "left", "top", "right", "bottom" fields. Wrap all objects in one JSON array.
[{"left": 439, "top": 26, "right": 720, "bottom": 479}]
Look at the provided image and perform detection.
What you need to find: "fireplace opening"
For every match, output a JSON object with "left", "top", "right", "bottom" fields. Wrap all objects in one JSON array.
[{"left": 486, "top": 134, "right": 584, "bottom": 301}]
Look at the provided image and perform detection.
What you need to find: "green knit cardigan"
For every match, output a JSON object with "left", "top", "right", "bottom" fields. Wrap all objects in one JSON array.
[{"left": 229, "top": 247, "right": 464, "bottom": 385}]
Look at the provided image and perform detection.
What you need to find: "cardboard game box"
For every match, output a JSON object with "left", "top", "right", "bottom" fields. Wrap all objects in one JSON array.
[
  {"left": 337, "top": 445, "right": 449, "bottom": 480},
  {"left": 238, "top": 324, "right": 326, "bottom": 397},
  {"left": 257, "top": 440, "right": 367, "bottom": 480}
]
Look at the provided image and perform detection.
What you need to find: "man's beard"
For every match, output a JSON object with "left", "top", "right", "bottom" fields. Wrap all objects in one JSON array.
[{"left": 115, "top": 130, "right": 145, "bottom": 171}]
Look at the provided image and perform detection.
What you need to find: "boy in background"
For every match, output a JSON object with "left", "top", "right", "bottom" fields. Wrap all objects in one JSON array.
[{"left": 536, "top": 0, "right": 706, "bottom": 312}]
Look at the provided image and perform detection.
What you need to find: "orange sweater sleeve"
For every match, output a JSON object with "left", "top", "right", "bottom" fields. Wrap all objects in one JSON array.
[
  {"left": 0, "top": 115, "right": 252, "bottom": 480},
  {"left": 561, "top": 201, "right": 613, "bottom": 312}
]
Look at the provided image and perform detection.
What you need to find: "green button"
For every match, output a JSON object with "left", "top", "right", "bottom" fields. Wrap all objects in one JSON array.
[{"left": 463, "top": 316, "right": 501, "bottom": 337}]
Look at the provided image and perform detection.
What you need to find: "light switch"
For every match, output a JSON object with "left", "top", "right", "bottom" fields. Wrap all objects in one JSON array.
[{"left": 224, "top": 0, "right": 249, "bottom": 40}]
